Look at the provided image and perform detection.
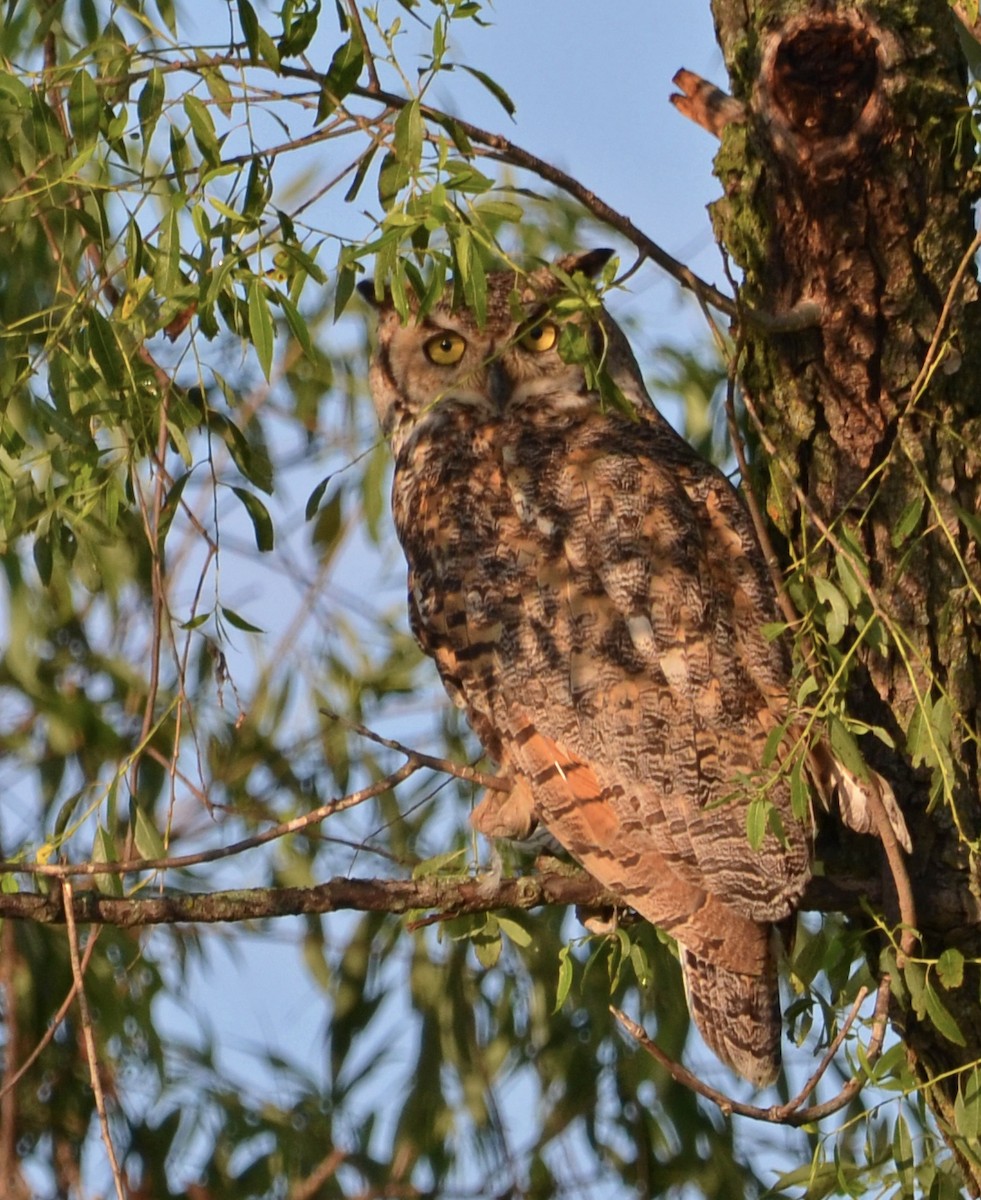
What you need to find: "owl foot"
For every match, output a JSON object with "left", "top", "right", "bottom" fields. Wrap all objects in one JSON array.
[
  {"left": 471, "top": 775, "right": 565, "bottom": 855},
  {"left": 471, "top": 775, "right": 537, "bottom": 840}
]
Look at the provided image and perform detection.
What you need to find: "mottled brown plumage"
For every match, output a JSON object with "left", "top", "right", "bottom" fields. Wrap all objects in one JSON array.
[{"left": 360, "top": 252, "right": 811, "bottom": 1086}]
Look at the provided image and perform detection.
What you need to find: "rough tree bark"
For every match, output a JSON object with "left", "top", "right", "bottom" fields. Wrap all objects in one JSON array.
[{"left": 709, "top": 0, "right": 981, "bottom": 1189}]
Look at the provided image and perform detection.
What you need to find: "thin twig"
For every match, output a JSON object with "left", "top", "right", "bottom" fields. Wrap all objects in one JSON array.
[
  {"left": 289, "top": 1147, "right": 348, "bottom": 1200},
  {"left": 0, "top": 929, "right": 101, "bottom": 1101},
  {"left": 907, "top": 228, "right": 981, "bottom": 404},
  {"left": 321, "top": 709, "right": 510, "bottom": 792},
  {"left": 2, "top": 762, "right": 420, "bottom": 879},
  {"left": 63, "top": 881, "right": 127, "bottom": 1200},
  {"left": 363, "top": 83, "right": 739, "bottom": 316},
  {"left": 780, "top": 985, "right": 869, "bottom": 1112},
  {"left": 5, "top": 723, "right": 510, "bottom": 885},
  {"left": 612, "top": 971, "right": 890, "bottom": 1126}
]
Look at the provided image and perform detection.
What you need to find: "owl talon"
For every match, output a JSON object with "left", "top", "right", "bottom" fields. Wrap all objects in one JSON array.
[
  {"left": 471, "top": 776, "right": 566, "bottom": 855},
  {"left": 470, "top": 776, "right": 538, "bottom": 841}
]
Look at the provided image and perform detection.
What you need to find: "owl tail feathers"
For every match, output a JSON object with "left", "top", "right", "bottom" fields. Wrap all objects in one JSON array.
[{"left": 680, "top": 948, "right": 782, "bottom": 1089}]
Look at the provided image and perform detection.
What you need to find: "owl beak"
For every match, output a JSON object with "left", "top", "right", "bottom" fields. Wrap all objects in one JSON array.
[{"left": 487, "top": 358, "right": 512, "bottom": 409}]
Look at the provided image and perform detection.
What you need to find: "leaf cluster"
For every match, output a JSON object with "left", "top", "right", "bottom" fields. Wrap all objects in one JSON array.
[{"left": 1, "top": 2, "right": 976, "bottom": 1198}]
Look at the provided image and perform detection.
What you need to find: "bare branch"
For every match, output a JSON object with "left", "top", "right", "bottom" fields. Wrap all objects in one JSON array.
[
  {"left": 612, "top": 971, "right": 890, "bottom": 1126},
  {"left": 0, "top": 929, "right": 101, "bottom": 1102},
  {"left": 0, "top": 869, "right": 619, "bottom": 928},
  {"left": 63, "top": 882, "right": 127, "bottom": 1200},
  {"left": 670, "top": 67, "right": 745, "bottom": 136},
  {"left": 0, "top": 762, "right": 419, "bottom": 879},
  {"left": 322, "top": 709, "right": 510, "bottom": 791}
]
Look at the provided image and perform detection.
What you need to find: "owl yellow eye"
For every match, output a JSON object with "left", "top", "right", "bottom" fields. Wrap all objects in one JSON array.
[
  {"left": 424, "top": 331, "right": 467, "bottom": 365},
  {"left": 519, "top": 320, "right": 559, "bottom": 354}
]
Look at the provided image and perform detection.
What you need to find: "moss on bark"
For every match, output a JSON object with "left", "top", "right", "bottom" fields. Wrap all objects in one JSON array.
[{"left": 710, "top": 0, "right": 981, "bottom": 1189}]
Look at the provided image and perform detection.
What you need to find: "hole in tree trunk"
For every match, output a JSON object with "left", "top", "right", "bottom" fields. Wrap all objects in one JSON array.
[{"left": 771, "top": 19, "right": 879, "bottom": 140}]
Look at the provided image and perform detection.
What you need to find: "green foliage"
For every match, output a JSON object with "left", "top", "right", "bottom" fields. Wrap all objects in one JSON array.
[{"left": 0, "top": 2, "right": 977, "bottom": 1198}]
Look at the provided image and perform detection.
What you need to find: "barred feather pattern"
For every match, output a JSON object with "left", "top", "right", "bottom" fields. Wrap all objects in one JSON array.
[{"left": 362, "top": 254, "right": 811, "bottom": 1087}]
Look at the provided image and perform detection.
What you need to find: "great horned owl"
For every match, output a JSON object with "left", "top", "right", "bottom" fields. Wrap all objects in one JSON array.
[{"left": 360, "top": 251, "right": 811, "bottom": 1087}]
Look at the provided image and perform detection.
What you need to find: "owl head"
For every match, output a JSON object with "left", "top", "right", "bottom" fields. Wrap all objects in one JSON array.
[{"left": 358, "top": 249, "right": 651, "bottom": 452}]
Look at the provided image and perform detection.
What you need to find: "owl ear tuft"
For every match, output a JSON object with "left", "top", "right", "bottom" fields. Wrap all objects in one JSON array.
[
  {"left": 357, "top": 279, "right": 388, "bottom": 309},
  {"left": 556, "top": 248, "right": 616, "bottom": 279}
]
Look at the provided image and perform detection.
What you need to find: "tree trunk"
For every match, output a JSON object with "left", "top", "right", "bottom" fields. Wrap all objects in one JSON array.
[{"left": 709, "top": 0, "right": 981, "bottom": 1190}]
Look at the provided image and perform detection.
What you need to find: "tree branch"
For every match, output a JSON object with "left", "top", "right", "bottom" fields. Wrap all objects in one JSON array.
[
  {"left": 0, "top": 870, "right": 616, "bottom": 928},
  {"left": 4, "top": 838, "right": 970, "bottom": 934},
  {"left": 0, "top": 858, "right": 897, "bottom": 930},
  {"left": 612, "top": 971, "right": 890, "bottom": 1125},
  {"left": 342, "top": 78, "right": 821, "bottom": 330}
]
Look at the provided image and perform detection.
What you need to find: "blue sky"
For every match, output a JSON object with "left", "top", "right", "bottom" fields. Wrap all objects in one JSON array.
[
  {"left": 50, "top": 4, "right": 848, "bottom": 1194},
  {"left": 152, "top": 0, "right": 799, "bottom": 1188}
]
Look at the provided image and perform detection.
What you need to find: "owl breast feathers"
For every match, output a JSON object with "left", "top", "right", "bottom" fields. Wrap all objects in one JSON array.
[{"left": 360, "top": 250, "right": 811, "bottom": 1087}]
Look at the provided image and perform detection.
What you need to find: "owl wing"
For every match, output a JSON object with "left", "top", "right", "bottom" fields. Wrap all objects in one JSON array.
[
  {"left": 394, "top": 414, "right": 799, "bottom": 1085},
  {"left": 542, "top": 419, "right": 809, "bottom": 923},
  {"left": 670, "top": 451, "right": 791, "bottom": 708},
  {"left": 483, "top": 707, "right": 784, "bottom": 1088}
]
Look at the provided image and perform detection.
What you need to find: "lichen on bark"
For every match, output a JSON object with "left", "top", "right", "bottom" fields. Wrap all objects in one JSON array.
[{"left": 710, "top": 0, "right": 981, "bottom": 1190}]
